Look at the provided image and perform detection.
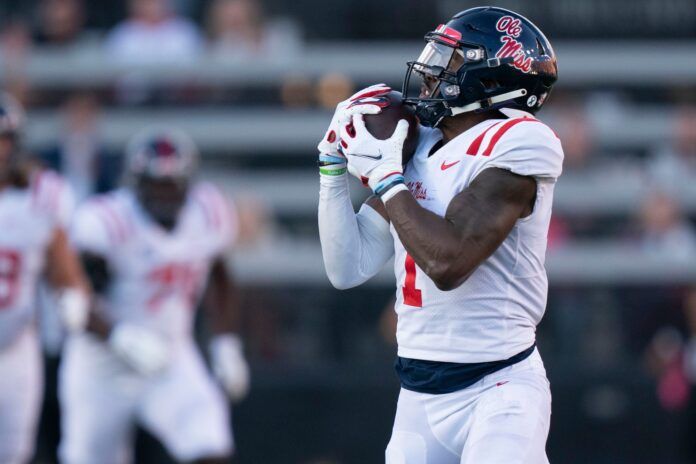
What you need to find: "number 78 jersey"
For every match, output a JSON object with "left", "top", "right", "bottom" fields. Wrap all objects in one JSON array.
[{"left": 391, "top": 109, "right": 564, "bottom": 364}]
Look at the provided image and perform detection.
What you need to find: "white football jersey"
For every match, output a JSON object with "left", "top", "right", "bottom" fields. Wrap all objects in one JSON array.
[
  {"left": 71, "top": 182, "right": 237, "bottom": 344},
  {"left": 0, "top": 171, "right": 74, "bottom": 348},
  {"left": 392, "top": 109, "right": 564, "bottom": 363}
]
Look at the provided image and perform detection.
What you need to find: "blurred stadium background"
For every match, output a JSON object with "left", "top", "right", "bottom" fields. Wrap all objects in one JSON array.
[{"left": 1, "top": 0, "right": 696, "bottom": 462}]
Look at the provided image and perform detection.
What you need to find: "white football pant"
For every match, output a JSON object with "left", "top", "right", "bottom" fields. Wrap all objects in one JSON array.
[
  {"left": 0, "top": 327, "right": 43, "bottom": 464},
  {"left": 59, "top": 335, "right": 233, "bottom": 464},
  {"left": 386, "top": 349, "right": 551, "bottom": 464}
]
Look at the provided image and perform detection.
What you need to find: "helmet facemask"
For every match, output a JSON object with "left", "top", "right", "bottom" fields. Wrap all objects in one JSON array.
[
  {"left": 135, "top": 174, "right": 189, "bottom": 231},
  {"left": 403, "top": 34, "right": 484, "bottom": 127},
  {"left": 403, "top": 27, "right": 523, "bottom": 127}
]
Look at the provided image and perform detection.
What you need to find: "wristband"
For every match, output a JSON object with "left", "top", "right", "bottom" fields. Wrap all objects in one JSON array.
[
  {"left": 374, "top": 172, "right": 405, "bottom": 197},
  {"left": 318, "top": 153, "right": 347, "bottom": 176},
  {"left": 380, "top": 183, "right": 409, "bottom": 203},
  {"left": 319, "top": 165, "right": 347, "bottom": 176},
  {"left": 318, "top": 153, "right": 346, "bottom": 165}
]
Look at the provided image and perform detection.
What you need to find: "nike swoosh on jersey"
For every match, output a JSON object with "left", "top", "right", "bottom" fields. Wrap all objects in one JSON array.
[
  {"left": 350, "top": 152, "right": 383, "bottom": 160},
  {"left": 440, "top": 160, "right": 461, "bottom": 170}
]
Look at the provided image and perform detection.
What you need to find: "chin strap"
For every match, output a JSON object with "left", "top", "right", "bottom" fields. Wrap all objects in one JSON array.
[{"left": 449, "top": 88, "right": 528, "bottom": 116}]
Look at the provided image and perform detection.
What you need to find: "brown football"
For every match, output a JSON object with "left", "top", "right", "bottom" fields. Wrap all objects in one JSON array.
[{"left": 363, "top": 91, "right": 420, "bottom": 165}]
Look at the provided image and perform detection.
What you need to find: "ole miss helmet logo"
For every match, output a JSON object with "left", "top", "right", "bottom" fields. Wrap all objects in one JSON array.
[{"left": 495, "top": 16, "right": 533, "bottom": 73}]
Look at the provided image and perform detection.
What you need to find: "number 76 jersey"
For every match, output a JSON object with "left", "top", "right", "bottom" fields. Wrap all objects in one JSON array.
[
  {"left": 71, "top": 183, "right": 237, "bottom": 343},
  {"left": 391, "top": 109, "right": 564, "bottom": 364}
]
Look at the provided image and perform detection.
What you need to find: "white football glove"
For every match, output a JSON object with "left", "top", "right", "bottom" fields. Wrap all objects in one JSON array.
[
  {"left": 317, "top": 84, "right": 391, "bottom": 177},
  {"left": 108, "top": 323, "right": 169, "bottom": 375},
  {"left": 56, "top": 288, "right": 89, "bottom": 332},
  {"left": 339, "top": 114, "right": 410, "bottom": 201},
  {"left": 210, "top": 334, "right": 250, "bottom": 402}
]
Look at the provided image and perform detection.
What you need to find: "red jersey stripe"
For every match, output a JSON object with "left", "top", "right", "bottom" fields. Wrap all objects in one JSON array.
[
  {"left": 31, "top": 171, "right": 46, "bottom": 207},
  {"left": 207, "top": 186, "right": 225, "bottom": 230},
  {"left": 45, "top": 174, "right": 61, "bottom": 211},
  {"left": 209, "top": 188, "right": 231, "bottom": 231},
  {"left": 97, "top": 199, "right": 128, "bottom": 242},
  {"left": 93, "top": 200, "right": 121, "bottom": 243},
  {"left": 31, "top": 171, "right": 61, "bottom": 212},
  {"left": 482, "top": 117, "right": 537, "bottom": 157},
  {"left": 466, "top": 121, "right": 504, "bottom": 156},
  {"left": 196, "top": 187, "right": 221, "bottom": 231},
  {"left": 195, "top": 196, "right": 214, "bottom": 229}
]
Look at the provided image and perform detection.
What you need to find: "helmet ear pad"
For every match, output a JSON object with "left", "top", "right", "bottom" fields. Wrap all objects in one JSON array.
[
  {"left": 430, "top": 63, "right": 512, "bottom": 119},
  {"left": 459, "top": 61, "right": 519, "bottom": 103},
  {"left": 455, "top": 65, "right": 495, "bottom": 105}
]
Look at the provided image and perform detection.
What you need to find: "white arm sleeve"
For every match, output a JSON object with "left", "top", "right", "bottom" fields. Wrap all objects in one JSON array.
[{"left": 318, "top": 174, "right": 394, "bottom": 290}]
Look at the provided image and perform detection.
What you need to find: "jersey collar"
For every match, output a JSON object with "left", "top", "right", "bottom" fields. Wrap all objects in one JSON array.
[{"left": 499, "top": 108, "right": 535, "bottom": 119}]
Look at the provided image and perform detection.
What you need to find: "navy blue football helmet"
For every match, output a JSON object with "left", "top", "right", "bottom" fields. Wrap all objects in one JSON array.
[
  {"left": 402, "top": 7, "right": 558, "bottom": 127},
  {"left": 126, "top": 128, "right": 198, "bottom": 230}
]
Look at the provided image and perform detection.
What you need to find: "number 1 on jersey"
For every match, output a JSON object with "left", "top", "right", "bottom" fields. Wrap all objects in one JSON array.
[{"left": 403, "top": 254, "right": 422, "bottom": 307}]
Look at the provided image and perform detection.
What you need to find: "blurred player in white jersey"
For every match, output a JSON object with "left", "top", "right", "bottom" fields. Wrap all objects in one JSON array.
[
  {"left": 319, "top": 7, "right": 562, "bottom": 464},
  {"left": 0, "top": 93, "right": 89, "bottom": 464},
  {"left": 59, "top": 128, "right": 250, "bottom": 464}
]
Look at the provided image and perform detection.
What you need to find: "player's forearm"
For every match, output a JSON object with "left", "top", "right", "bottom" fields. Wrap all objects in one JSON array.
[
  {"left": 46, "top": 228, "right": 105, "bottom": 333},
  {"left": 204, "top": 258, "right": 241, "bottom": 335},
  {"left": 46, "top": 228, "right": 89, "bottom": 291},
  {"left": 384, "top": 191, "right": 490, "bottom": 290}
]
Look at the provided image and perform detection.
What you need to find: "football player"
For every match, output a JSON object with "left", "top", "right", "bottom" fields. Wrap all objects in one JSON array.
[
  {"left": 318, "top": 7, "right": 562, "bottom": 463},
  {"left": 59, "top": 128, "right": 249, "bottom": 464},
  {"left": 0, "top": 93, "right": 89, "bottom": 464}
]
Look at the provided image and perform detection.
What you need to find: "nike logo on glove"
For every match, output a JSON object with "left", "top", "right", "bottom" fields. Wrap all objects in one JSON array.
[
  {"left": 351, "top": 152, "right": 383, "bottom": 160},
  {"left": 441, "top": 160, "right": 461, "bottom": 171}
]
